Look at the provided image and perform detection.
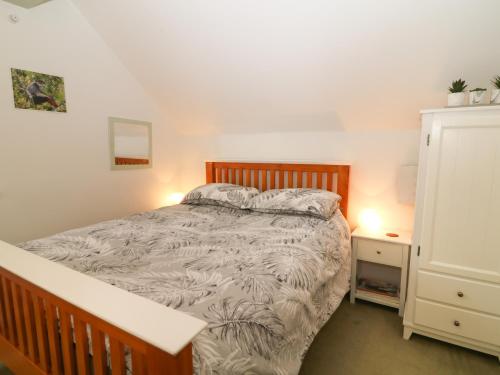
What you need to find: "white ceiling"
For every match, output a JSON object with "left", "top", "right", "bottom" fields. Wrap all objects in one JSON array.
[{"left": 71, "top": 0, "right": 500, "bottom": 134}]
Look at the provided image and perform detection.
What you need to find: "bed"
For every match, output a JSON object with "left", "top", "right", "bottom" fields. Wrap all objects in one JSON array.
[{"left": 0, "top": 161, "right": 351, "bottom": 375}]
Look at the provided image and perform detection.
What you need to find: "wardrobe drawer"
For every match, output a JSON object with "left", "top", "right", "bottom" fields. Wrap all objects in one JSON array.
[
  {"left": 356, "top": 239, "right": 403, "bottom": 267},
  {"left": 417, "top": 271, "right": 500, "bottom": 316},
  {"left": 414, "top": 299, "right": 500, "bottom": 346}
]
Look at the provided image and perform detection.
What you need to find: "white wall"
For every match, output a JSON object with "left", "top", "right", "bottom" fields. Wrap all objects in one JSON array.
[
  {"left": 0, "top": 0, "right": 178, "bottom": 243},
  {"left": 4, "top": 0, "right": 496, "bottom": 240},
  {"left": 174, "top": 130, "right": 419, "bottom": 231},
  {"left": 68, "top": 0, "right": 500, "bottom": 232}
]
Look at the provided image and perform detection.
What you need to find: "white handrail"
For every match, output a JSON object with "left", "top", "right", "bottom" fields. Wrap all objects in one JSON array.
[{"left": 0, "top": 240, "right": 207, "bottom": 356}]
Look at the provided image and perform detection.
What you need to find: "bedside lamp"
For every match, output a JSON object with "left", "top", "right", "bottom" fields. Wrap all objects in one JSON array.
[
  {"left": 163, "top": 192, "right": 185, "bottom": 206},
  {"left": 358, "top": 208, "right": 382, "bottom": 233}
]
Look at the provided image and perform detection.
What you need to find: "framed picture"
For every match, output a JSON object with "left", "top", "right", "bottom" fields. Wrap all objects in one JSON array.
[{"left": 10, "top": 68, "right": 67, "bottom": 112}]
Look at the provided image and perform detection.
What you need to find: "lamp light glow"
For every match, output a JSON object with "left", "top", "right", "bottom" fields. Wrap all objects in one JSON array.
[
  {"left": 358, "top": 208, "right": 382, "bottom": 233},
  {"left": 163, "top": 192, "right": 185, "bottom": 206}
]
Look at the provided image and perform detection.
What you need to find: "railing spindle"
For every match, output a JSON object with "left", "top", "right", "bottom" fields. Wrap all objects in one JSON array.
[
  {"left": 33, "top": 296, "right": 49, "bottom": 372},
  {"left": 11, "top": 282, "right": 26, "bottom": 353},
  {"left": 60, "top": 310, "right": 76, "bottom": 375},
  {"left": 21, "top": 288, "right": 37, "bottom": 361},
  {"left": 132, "top": 349, "right": 147, "bottom": 375},
  {"left": 46, "top": 303, "right": 63, "bottom": 375},
  {"left": 91, "top": 327, "right": 107, "bottom": 375},
  {"left": 110, "top": 337, "right": 126, "bottom": 375},
  {"left": 74, "top": 319, "right": 90, "bottom": 375},
  {"left": 0, "top": 276, "right": 7, "bottom": 338}
]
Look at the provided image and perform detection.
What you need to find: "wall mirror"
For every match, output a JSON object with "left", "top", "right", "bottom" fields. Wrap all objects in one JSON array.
[{"left": 109, "top": 117, "right": 152, "bottom": 170}]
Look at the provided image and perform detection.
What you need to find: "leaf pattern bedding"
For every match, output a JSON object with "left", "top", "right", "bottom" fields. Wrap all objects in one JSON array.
[{"left": 18, "top": 203, "right": 351, "bottom": 375}]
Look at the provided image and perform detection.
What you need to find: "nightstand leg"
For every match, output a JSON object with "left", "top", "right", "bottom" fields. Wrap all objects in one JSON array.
[
  {"left": 403, "top": 327, "right": 412, "bottom": 340},
  {"left": 350, "top": 240, "right": 357, "bottom": 304}
]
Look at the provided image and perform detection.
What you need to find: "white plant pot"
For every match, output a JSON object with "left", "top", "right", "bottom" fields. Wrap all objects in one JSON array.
[
  {"left": 469, "top": 91, "right": 486, "bottom": 105},
  {"left": 491, "top": 89, "right": 500, "bottom": 104},
  {"left": 447, "top": 92, "right": 465, "bottom": 107}
]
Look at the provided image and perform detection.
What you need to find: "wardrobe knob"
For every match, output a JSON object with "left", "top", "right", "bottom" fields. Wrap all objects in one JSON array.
[
  {"left": 453, "top": 320, "right": 460, "bottom": 327},
  {"left": 457, "top": 291, "right": 464, "bottom": 298}
]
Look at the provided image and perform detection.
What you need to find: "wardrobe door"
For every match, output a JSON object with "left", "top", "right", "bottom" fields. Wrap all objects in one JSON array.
[{"left": 419, "top": 116, "right": 500, "bottom": 283}]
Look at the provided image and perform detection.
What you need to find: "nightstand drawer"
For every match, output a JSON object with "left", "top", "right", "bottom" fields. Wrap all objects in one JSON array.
[
  {"left": 357, "top": 239, "right": 403, "bottom": 267},
  {"left": 414, "top": 299, "right": 500, "bottom": 346},
  {"left": 417, "top": 271, "right": 500, "bottom": 316}
]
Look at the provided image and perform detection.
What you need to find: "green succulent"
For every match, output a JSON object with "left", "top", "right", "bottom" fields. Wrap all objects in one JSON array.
[
  {"left": 491, "top": 75, "right": 500, "bottom": 89},
  {"left": 449, "top": 79, "right": 467, "bottom": 93},
  {"left": 470, "top": 88, "right": 487, "bottom": 92}
]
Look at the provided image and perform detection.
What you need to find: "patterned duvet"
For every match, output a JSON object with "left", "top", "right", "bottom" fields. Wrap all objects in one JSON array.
[{"left": 19, "top": 203, "right": 351, "bottom": 375}]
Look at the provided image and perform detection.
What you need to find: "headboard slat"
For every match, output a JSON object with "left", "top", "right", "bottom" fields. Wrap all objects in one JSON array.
[
  {"left": 304, "top": 172, "right": 310, "bottom": 188},
  {"left": 278, "top": 171, "right": 284, "bottom": 189},
  {"left": 206, "top": 161, "right": 350, "bottom": 217},
  {"left": 318, "top": 173, "right": 324, "bottom": 190},
  {"left": 287, "top": 171, "right": 293, "bottom": 188},
  {"left": 252, "top": 170, "right": 259, "bottom": 189},
  {"left": 270, "top": 171, "right": 276, "bottom": 189},
  {"left": 297, "top": 171, "right": 303, "bottom": 187}
]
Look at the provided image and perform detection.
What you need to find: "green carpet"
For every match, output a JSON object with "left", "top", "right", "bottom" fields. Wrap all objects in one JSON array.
[
  {"left": 300, "top": 298, "right": 499, "bottom": 375},
  {"left": 0, "top": 364, "right": 13, "bottom": 375}
]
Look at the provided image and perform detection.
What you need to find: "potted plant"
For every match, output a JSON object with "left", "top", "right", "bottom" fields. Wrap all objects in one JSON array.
[
  {"left": 448, "top": 79, "right": 467, "bottom": 106},
  {"left": 469, "top": 88, "right": 487, "bottom": 105},
  {"left": 491, "top": 76, "right": 500, "bottom": 104}
]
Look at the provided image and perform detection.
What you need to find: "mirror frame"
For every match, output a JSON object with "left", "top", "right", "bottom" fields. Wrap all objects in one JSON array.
[{"left": 109, "top": 117, "right": 152, "bottom": 170}]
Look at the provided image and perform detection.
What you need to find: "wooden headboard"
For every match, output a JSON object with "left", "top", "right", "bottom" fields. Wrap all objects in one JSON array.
[{"left": 206, "top": 161, "right": 350, "bottom": 216}]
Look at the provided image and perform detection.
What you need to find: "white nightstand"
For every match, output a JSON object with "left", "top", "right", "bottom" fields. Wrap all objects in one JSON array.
[{"left": 350, "top": 227, "right": 412, "bottom": 316}]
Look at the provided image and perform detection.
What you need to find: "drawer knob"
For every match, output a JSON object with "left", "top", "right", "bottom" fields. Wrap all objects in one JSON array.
[
  {"left": 453, "top": 320, "right": 460, "bottom": 327},
  {"left": 457, "top": 291, "right": 464, "bottom": 298},
  {"left": 376, "top": 250, "right": 381, "bottom": 254}
]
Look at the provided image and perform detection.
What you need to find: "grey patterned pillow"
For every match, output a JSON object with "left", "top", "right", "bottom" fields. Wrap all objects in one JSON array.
[
  {"left": 247, "top": 188, "right": 341, "bottom": 220},
  {"left": 182, "top": 183, "right": 259, "bottom": 209}
]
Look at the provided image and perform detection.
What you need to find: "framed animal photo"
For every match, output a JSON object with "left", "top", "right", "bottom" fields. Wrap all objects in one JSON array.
[{"left": 10, "top": 68, "right": 67, "bottom": 112}]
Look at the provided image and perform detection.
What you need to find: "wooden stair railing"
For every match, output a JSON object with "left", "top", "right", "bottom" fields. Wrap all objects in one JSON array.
[{"left": 0, "top": 241, "right": 206, "bottom": 375}]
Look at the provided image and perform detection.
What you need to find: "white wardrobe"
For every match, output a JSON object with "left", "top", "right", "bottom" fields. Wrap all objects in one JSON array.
[{"left": 404, "top": 106, "right": 500, "bottom": 361}]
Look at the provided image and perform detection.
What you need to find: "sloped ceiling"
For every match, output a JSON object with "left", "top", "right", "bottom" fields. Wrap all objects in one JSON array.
[{"left": 72, "top": 0, "right": 500, "bottom": 134}]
